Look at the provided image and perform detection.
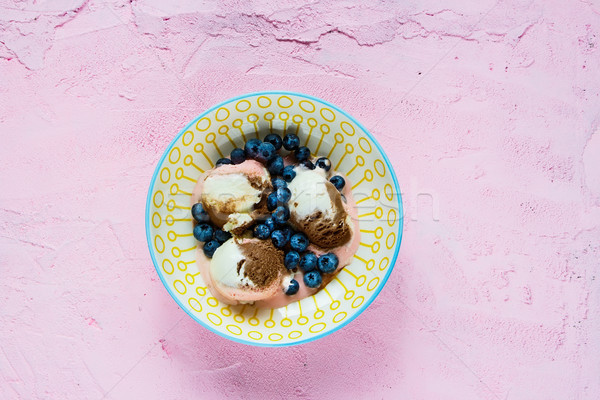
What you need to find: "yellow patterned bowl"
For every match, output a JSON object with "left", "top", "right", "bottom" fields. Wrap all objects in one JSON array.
[{"left": 145, "top": 92, "right": 403, "bottom": 346}]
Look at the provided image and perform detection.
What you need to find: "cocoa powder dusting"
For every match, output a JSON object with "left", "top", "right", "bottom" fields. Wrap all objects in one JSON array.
[
  {"left": 238, "top": 240, "right": 285, "bottom": 288},
  {"left": 251, "top": 177, "right": 272, "bottom": 215},
  {"left": 201, "top": 197, "right": 228, "bottom": 228},
  {"left": 247, "top": 175, "right": 270, "bottom": 191},
  {"left": 230, "top": 220, "right": 254, "bottom": 236},
  {"left": 236, "top": 259, "right": 245, "bottom": 274},
  {"left": 253, "top": 188, "right": 272, "bottom": 215}
]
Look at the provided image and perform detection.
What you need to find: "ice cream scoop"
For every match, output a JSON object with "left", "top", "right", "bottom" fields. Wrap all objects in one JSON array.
[
  {"left": 287, "top": 166, "right": 352, "bottom": 248},
  {"left": 199, "top": 160, "right": 271, "bottom": 231},
  {"left": 208, "top": 237, "right": 289, "bottom": 304}
]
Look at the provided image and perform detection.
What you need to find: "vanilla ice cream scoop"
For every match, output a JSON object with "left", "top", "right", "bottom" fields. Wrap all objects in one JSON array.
[
  {"left": 287, "top": 166, "right": 352, "bottom": 248},
  {"left": 209, "top": 238, "right": 288, "bottom": 304},
  {"left": 200, "top": 160, "right": 271, "bottom": 230}
]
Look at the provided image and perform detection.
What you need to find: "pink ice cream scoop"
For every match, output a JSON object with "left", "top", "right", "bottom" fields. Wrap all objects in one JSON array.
[
  {"left": 191, "top": 160, "right": 272, "bottom": 233},
  {"left": 203, "top": 237, "right": 290, "bottom": 304}
]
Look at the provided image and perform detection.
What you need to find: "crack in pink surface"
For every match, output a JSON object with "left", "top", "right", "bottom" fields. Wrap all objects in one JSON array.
[{"left": 0, "top": 2, "right": 545, "bottom": 72}]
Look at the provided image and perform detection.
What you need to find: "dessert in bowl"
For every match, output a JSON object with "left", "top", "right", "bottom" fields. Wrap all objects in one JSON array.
[
  {"left": 190, "top": 134, "right": 360, "bottom": 308},
  {"left": 146, "top": 92, "right": 403, "bottom": 346}
]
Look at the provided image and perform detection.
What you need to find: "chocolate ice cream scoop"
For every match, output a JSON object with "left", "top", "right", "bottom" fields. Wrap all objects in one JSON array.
[
  {"left": 209, "top": 237, "right": 289, "bottom": 303},
  {"left": 200, "top": 160, "right": 272, "bottom": 231},
  {"left": 287, "top": 166, "right": 352, "bottom": 249}
]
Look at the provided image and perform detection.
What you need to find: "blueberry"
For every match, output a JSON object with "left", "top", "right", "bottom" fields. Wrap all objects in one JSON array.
[
  {"left": 283, "top": 133, "right": 300, "bottom": 151},
  {"left": 267, "top": 155, "right": 284, "bottom": 175},
  {"left": 272, "top": 177, "right": 287, "bottom": 190},
  {"left": 263, "top": 216, "right": 276, "bottom": 232},
  {"left": 230, "top": 148, "right": 246, "bottom": 165},
  {"left": 300, "top": 160, "right": 315, "bottom": 170},
  {"left": 284, "top": 251, "right": 300, "bottom": 269},
  {"left": 280, "top": 225, "right": 293, "bottom": 241},
  {"left": 282, "top": 165, "right": 296, "bottom": 182},
  {"left": 299, "top": 252, "right": 317, "bottom": 272},
  {"left": 254, "top": 224, "right": 271, "bottom": 239},
  {"left": 317, "top": 253, "right": 339, "bottom": 274},
  {"left": 294, "top": 146, "right": 311, "bottom": 162},
  {"left": 267, "top": 192, "right": 278, "bottom": 211},
  {"left": 244, "top": 138, "right": 262, "bottom": 159},
  {"left": 256, "top": 142, "right": 276, "bottom": 163},
  {"left": 276, "top": 187, "right": 292, "bottom": 203},
  {"left": 285, "top": 279, "right": 300, "bottom": 295},
  {"left": 191, "top": 203, "right": 210, "bottom": 222},
  {"left": 315, "top": 157, "right": 331, "bottom": 171},
  {"left": 193, "top": 223, "right": 214, "bottom": 242},
  {"left": 329, "top": 175, "right": 345, "bottom": 191},
  {"left": 272, "top": 205, "right": 290, "bottom": 224},
  {"left": 203, "top": 240, "right": 221, "bottom": 258},
  {"left": 271, "top": 229, "right": 288, "bottom": 248},
  {"left": 303, "top": 270, "right": 322, "bottom": 288},
  {"left": 214, "top": 229, "right": 231, "bottom": 243},
  {"left": 216, "top": 158, "right": 233, "bottom": 167},
  {"left": 290, "top": 233, "right": 309, "bottom": 252},
  {"left": 264, "top": 133, "right": 283, "bottom": 150}
]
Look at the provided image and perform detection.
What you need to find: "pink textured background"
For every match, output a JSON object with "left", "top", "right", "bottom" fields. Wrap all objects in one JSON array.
[{"left": 1, "top": 0, "right": 599, "bottom": 399}]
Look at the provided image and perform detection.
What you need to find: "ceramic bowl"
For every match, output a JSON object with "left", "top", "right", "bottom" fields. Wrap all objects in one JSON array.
[{"left": 145, "top": 91, "right": 403, "bottom": 346}]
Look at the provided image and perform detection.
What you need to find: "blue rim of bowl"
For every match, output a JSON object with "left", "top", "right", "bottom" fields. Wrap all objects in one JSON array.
[{"left": 145, "top": 91, "right": 403, "bottom": 347}]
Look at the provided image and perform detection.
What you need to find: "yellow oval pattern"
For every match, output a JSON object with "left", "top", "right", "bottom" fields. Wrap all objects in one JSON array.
[
  {"left": 367, "top": 277, "right": 380, "bottom": 291},
  {"left": 333, "top": 312, "right": 347, "bottom": 323},
  {"left": 188, "top": 297, "right": 202, "bottom": 312},
  {"left": 268, "top": 333, "right": 283, "bottom": 341},
  {"left": 309, "top": 323, "right": 327, "bottom": 333},
  {"left": 352, "top": 296, "right": 365, "bottom": 309},
  {"left": 248, "top": 331, "right": 262, "bottom": 340},
  {"left": 299, "top": 100, "right": 315, "bottom": 113},
  {"left": 162, "top": 259, "right": 174, "bottom": 275},
  {"left": 320, "top": 107, "right": 335, "bottom": 122},
  {"left": 154, "top": 235, "right": 165, "bottom": 253},
  {"left": 226, "top": 325, "right": 242, "bottom": 335},
  {"left": 340, "top": 121, "right": 355, "bottom": 136},
  {"left": 173, "top": 280, "right": 186, "bottom": 295},
  {"left": 235, "top": 100, "right": 251, "bottom": 112},
  {"left": 277, "top": 96, "right": 293, "bottom": 108},
  {"left": 196, "top": 117, "right": 211, "bottom": 131},
  {"left": 215, "top": 107, "right": 230, "bottom": 121},
  {"left": 207, "top": 313, "right": 222, "bottom": 326},
  {"left": 289, "top": 331, "right": 303, "bottom": 339}
]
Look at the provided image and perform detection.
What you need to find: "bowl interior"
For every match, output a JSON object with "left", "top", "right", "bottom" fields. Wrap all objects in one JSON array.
[{"left": 146, "top": 92, "right": 403, "bottom": 346}]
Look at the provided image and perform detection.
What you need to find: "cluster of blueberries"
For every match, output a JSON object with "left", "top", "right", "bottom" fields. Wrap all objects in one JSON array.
[
  {"left": 253, "top": 174, "right": 340, "bottom": 295},
  {"left": 191, "top": 203, "right": 230, "bottom": 257},
  {"left": 192, "top": 132, "right": 347, "bottom": 296},
  {"left": 215, "top": 132, "right": 346, "bottom": 191}
]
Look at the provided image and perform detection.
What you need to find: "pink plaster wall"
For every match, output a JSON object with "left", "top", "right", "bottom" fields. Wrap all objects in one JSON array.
[{"left": 1, "top": 0, "right": 599, "bottom": 399}]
